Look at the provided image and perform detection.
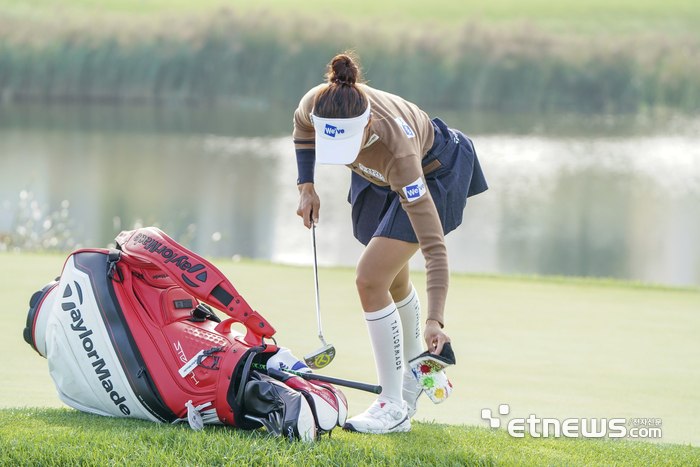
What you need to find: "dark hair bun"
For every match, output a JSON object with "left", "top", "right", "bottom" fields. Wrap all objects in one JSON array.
[
  {"left": 315, "top": 52, "right": 368, "bottom": 118},
  {"left": 327, "top": 53, "right": 363, "bottom": 86}
]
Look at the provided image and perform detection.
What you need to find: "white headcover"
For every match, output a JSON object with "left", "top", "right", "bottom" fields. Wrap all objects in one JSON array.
[{"left": 311, "top": 102, "right": 371, "bottom": 165}]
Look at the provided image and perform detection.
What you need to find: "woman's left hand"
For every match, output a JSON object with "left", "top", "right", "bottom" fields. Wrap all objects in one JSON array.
[{"left": 424, "top": 319, "right": 450, "bottom": 355}]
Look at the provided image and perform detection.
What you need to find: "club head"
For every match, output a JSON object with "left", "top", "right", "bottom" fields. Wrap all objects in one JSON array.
[{"left": 303, "top": 343, "right": 336, "bottom": 370}]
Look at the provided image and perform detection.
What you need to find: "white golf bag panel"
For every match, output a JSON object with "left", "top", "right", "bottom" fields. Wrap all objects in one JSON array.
[{"left": 44, "top": 254, "right": 160, "bottom": 422}]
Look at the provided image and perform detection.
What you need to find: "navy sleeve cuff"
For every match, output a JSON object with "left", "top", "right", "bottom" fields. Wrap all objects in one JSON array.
[{"left": 296, "top": 148, "right": 316, "bottom": 184}]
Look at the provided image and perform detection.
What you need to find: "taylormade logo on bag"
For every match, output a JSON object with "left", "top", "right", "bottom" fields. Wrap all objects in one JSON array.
[
  {"left": 402, "top": 178, "right": 426, "bottom": 202},
  {"left": 324, "top": 124, "right": 344, "bottom": 137},
  {"left": 62, "top": 282, "right": 132, "bottom": 416},
  {"left": 132, "top": 233, "right": 208, "bottom": 288}
]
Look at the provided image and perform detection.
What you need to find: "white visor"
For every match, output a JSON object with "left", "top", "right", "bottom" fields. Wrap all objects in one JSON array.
[{"left": 311, "top": 103, "right": 371, "bottom": 165}]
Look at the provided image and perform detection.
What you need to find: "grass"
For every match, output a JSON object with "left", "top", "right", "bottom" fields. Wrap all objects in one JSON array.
[
  {"left": 1, "top": 408, "right": 699, "bottom": 466},
  {"left": 1, "top": 252, "right": 699, "bottom": 465}
]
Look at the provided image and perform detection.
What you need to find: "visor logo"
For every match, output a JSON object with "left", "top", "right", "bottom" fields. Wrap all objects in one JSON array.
[
  {"left": 403, "top": 177, "right": 426, "bottom": 202},
  {"left": 324, "top": 124, "right": 345, "bottom": 137}
]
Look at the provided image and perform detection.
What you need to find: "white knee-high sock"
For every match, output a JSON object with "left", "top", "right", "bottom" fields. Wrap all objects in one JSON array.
[
  {"left": 396, "top": 284, "right": 423, "bottom": 373},
  {"left": 364, "top": 303, "right": 403, "bottom": 406}
]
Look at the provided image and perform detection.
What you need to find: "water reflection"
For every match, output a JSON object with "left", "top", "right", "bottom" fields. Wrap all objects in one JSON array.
[
  {"left": 454, "top": 135, "right": 700, "bottom": 285},
  {"left": 1, "top": 104, "right": 699, "bottom": 286}
]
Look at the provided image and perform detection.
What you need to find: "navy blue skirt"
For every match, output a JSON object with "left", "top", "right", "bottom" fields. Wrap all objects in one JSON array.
[{"left": 349, "top": 117, "right": 488, "bottom": 246}]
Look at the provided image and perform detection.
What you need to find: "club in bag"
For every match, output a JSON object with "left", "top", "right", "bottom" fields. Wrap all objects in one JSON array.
[
  {"left": 303, "top": 216, "right": 336, "bottom": 370},
  {"left": 275, "top": 368, "right": 382, "bottom": 395}
]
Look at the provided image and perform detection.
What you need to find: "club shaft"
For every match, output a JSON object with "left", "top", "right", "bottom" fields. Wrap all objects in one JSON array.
[
  {"left": 277, "top": 368, "right": 382, "bottom": 394},
  {"left": 311, "top": 220, "right": 324, "bottom": 341}
]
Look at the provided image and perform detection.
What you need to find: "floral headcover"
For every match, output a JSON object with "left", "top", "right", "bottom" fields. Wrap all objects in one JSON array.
[{"left": 408, "top": 342, "right": 456, "bottom": 404}]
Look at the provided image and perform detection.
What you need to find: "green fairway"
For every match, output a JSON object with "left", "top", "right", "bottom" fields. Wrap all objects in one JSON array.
[
  {"left": 2, "top": 408, "right": 700, "bottom": 467},
  {"left": 3, "top": 0, "right": 700, "bottom": 36},
  {"left": 2, "top": 252, "right": 699, "bottom": 448}
]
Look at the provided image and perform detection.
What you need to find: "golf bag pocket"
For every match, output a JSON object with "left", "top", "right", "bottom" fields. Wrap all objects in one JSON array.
[{"left": 408, "top": 342, "right": 456, "bottom": 404}]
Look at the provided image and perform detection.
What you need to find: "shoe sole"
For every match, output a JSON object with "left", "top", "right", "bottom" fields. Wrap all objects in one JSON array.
[{"left": 343, "top": 415, "right": 411, "bottom": 434}]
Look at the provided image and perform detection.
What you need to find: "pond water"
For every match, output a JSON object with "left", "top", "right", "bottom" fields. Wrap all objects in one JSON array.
[{"left": 1, "top": 104, "right": 699, "bottom": 286}]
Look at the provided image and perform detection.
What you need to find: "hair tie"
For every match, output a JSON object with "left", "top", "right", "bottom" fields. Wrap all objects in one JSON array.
[{"left": 333, "top": 78, "right": 352, "bottom": 85}]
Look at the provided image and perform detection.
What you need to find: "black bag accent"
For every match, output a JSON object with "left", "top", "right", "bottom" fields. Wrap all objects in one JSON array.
[
  {"left": 243, "top": 372, "right": 316, "bottom": 442},
  {"left": 226, "top": 346, "right": 267, "bottom": 430},
  {"left": 225, "top": 347, "right": 317, "bottom": 441}
]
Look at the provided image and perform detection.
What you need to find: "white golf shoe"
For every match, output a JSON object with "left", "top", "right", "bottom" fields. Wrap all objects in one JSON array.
[
  {"left": 403, "top": 372, "right": 423, "bottom": 418},
  {"left": 343, "top": 399, "right": 411, "bottom": 434}
]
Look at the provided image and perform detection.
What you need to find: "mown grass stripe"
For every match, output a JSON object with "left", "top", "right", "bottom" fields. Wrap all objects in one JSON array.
[{"left": 1, "top": 408, "right": 699, "bottom": 466}]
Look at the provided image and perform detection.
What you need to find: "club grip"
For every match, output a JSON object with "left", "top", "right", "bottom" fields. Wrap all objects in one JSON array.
[{"left": 274, "top": 368, "right": 382, "bottom": 394}]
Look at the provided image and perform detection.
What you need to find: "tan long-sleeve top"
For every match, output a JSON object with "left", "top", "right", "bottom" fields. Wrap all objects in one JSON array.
[{"left": 293, "top": 83, "right": 449, "bottom": 326}]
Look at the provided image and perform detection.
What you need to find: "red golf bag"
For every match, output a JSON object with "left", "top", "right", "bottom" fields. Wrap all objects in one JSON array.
[{"left": 23, "top": 227, "right": 347, "bottom": 441}]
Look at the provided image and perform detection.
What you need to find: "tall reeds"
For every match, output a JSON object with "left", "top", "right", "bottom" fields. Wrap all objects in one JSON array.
[{"left": 1, "top": 9, "right": 698, "bottom": 113}]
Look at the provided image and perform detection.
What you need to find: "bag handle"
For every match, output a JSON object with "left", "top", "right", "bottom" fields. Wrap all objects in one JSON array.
[{"left": 115, "top": 227, "right": 275, "bottom": 345}]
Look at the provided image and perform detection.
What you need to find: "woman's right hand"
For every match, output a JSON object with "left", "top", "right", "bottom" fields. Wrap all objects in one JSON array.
[{"left": 297, "top": 183, "right": 320, "bottom": 229}]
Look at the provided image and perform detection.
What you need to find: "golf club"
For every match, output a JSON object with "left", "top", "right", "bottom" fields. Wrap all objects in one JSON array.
[
  {"left": 303, "top": 214, "right": 336, "bottom": 370},
  {"left": 272, "top": 368, "right": 382, "bottom": 394}
]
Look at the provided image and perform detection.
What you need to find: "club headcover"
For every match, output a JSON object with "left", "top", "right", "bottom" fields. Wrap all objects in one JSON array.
[
  {"left": 281, "top": 375, "right": 340, "bottom": 433},
  {"left": 408, "top": 342, "right": 456, "bottom": 404},
  {"left": 266, "top": 347, "right": 312, "bottom": 374},
  {"left": 243, "top": 372, "right": 316, "bottom": 442},
  {"left": 309, "top": 381, "right": 348, "bottom": 427}
]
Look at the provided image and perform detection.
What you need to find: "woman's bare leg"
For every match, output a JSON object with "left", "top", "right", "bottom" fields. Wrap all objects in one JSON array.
[
  {"left": 355, "top": 237, "right": 419, "bottom": 312},
  {"left": 389, "top": 263, "right": 412, "bottom": 304}
]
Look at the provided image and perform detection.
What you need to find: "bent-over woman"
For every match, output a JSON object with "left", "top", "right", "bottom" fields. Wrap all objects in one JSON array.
[{"left": 293, "top": 52, "right": 487, "bottom": 434}]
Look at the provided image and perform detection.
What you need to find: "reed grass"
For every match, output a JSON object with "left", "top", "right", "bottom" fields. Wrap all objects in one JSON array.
[
  {"left": 1, "top": 9, "right": 699, "bottom": 113},
  {"left": 5, "top": 0, "right": 700, "bottom": 36}
]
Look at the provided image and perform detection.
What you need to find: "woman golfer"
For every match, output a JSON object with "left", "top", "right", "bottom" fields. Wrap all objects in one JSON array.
[{"left": 294, "top": 53, "right": 487, "bottom": 434}]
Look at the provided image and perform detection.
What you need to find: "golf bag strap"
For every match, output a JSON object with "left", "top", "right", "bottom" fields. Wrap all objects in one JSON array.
[
  {"left": 115, "top": 227, "right": 275, "bottom": 345},
  {"left": 215, "top": 345, "right": 246, "bottom": 426}
]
